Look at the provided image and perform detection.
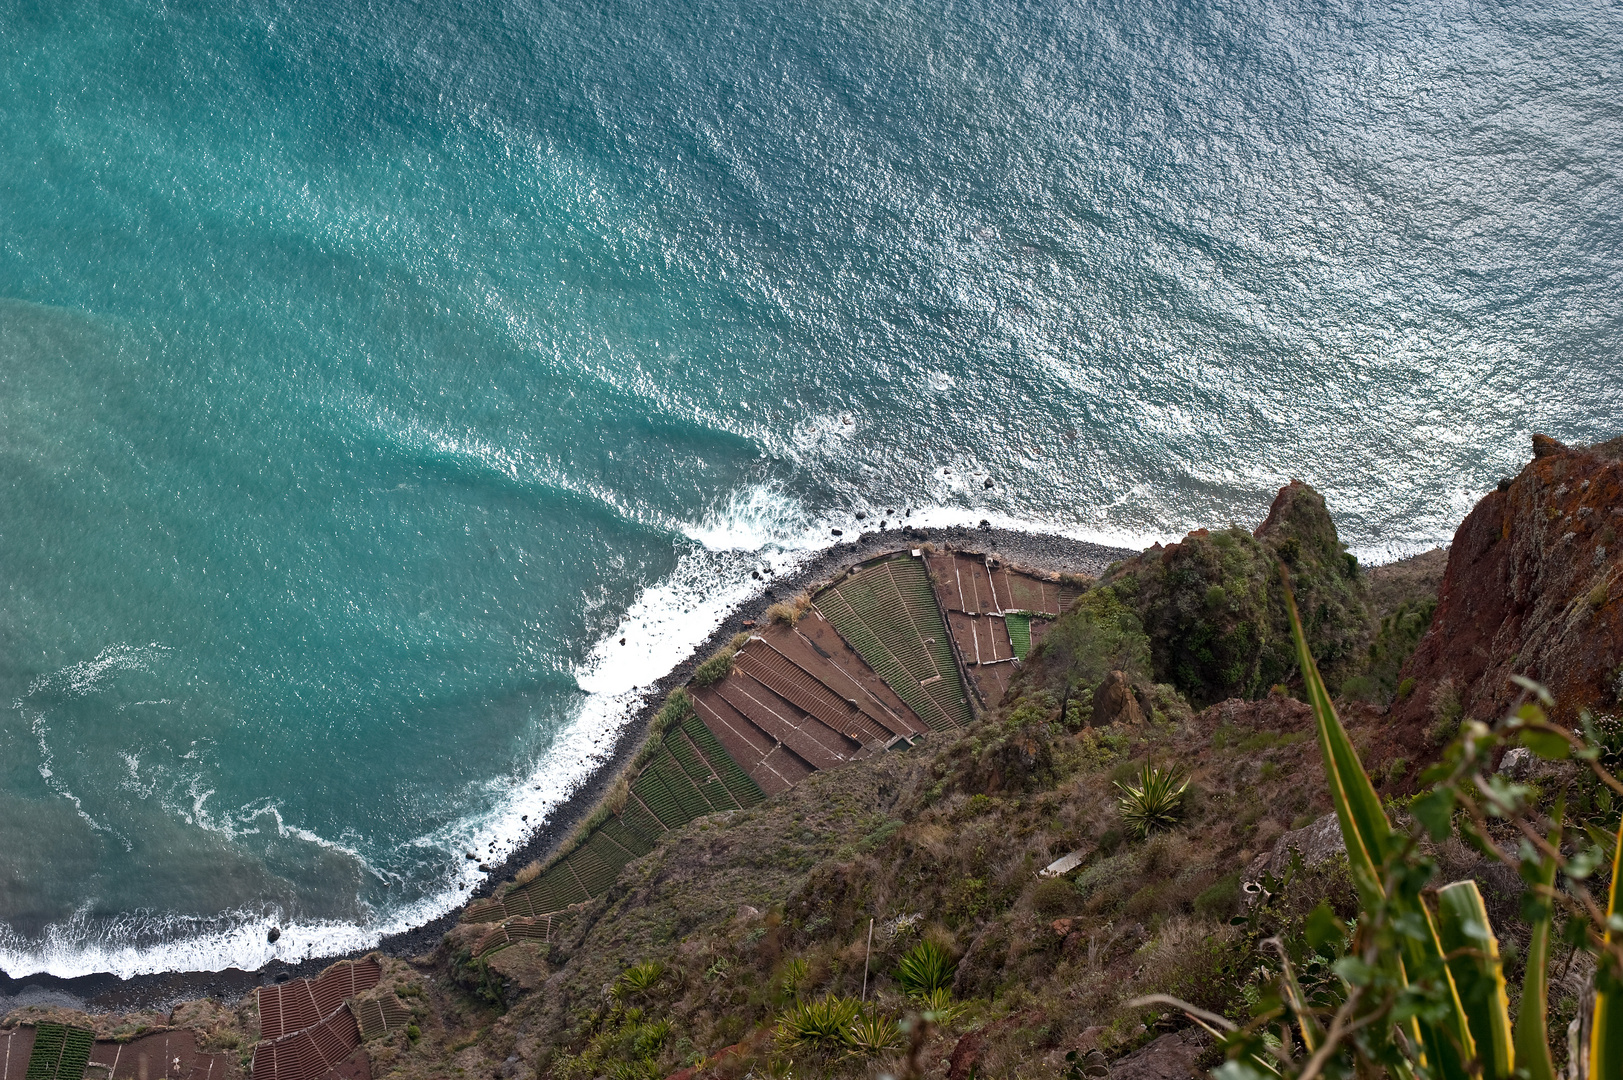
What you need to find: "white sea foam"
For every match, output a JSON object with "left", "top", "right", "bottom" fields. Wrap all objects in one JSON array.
[{"left": 0, "top": 487, "right": 1157, "bottom": 980}]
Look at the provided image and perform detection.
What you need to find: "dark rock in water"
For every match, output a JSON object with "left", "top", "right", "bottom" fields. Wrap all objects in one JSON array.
[
  {"left": 267, "top": 927, "right": 280, "bottom": 944},
  {"left": 854, "top": 510, "right": 866, "bottom": 519},
  {"left": 1092, "top": 670, "right": 1145, "bottom": 726},
  {"left": 465, "top": 852, "right": 477, "bottom": 859},
  {"left": 1393, "top": 432, "right": 1623, "bottom": 729},
  {"left": 831, "top": 528, "right": 842, "bottom": 536},
  {"left": 979, "top": 519, "right": 990, "bottom": 529},
  {"left": 983, "top": 477, "right": 994, "bottom": 489}
]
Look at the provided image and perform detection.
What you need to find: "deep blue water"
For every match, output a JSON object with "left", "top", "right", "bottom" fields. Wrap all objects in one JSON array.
[{"left": 2, "top": 0, "right": 1620, "bottom": 976}]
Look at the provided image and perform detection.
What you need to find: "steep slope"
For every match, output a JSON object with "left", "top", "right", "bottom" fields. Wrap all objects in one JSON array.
[{"left": 1393, "top": 433, "right": 1623, "bottom": 730}]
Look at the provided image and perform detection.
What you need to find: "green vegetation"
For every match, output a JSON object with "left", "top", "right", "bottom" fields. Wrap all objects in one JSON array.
[
  {"left": 25, "top": 1023, "right": 94, "bottom": 1080},
  {"left": 894, "top": 940, "right": 956, "bottom": 998},
  {"left": 1340, "top": 596, "right": 1438, "bottom": 704},
  {"left": 777, "top": 996, "right": 863, "bottom": 1054},
  {"left": 1006, "top": 612, "right": 1034, "bottom": 660},
  {"left": 1098, "top": 484, "right": 1368, "bottom": 705},
  {"left": 1019, "top": 585, "right": 1153, "bottom": 698},
  {"left": 1143, "top": 570, "right": 1623, "bottom": 1079},
  {"left": 1113, "top": 760, "right": 1189, "bottom": 839},
  {"left": 691, "top": 646, "right": 737, "bottom": 687},
  {"left": 611, "top": 961, "right": 666, "bottom": 1001}
]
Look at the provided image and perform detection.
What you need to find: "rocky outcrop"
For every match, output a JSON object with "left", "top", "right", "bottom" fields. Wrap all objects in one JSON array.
[
  {"left": 1108, "top": 1029, "right": 1208, "bottom": 1079},
  {"left": 1092, "top": 670, "right": 1146, "bottom": 726},
  {"left": 1393, "top": 434, "right": 1623, "bottom": 728},
  {"left": 1100, "top": 481, "right": 1367, "bottom": 706}
]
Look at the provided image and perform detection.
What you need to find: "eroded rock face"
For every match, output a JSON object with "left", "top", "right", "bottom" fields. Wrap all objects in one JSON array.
[
  {"left": 1394, "top": 434, "right": 1623, "bottom": 728},
  {"left": 1093, "top": 670, "right": 1146, "bottom": 726},
  {"left": 1109, "top": 1028, "right": 1208, "bottom": 1080}
]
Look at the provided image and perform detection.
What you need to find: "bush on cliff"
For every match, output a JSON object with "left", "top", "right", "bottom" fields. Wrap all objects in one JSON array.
[
  {"left": 1099, "top": 481, "right": 1368, "bottom": 706},
  {"left": 1020, "top": 586, "right": 1153, "bottom": 699}
]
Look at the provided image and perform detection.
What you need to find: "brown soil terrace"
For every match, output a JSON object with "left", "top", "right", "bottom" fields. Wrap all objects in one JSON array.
[
  {"left": 1, "top": 525, "right": 1130, "bottom": 1025},
  {"left": 457, "top": 549, "right": 1082, "bottom": 956}
]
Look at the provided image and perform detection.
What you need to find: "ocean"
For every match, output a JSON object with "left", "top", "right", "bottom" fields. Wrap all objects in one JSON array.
[{"left": 1, "top": 0, "right": 1619, "bottom": 978}]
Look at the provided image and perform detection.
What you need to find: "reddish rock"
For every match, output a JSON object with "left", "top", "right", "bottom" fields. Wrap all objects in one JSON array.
[
  {"left": 947, "top": 1031, "right": 983, "bottom": 1080},
  {"left": 1093, "top": 670, "right": 1146, "bottom": 725},
  {"left": 1394, "top": 434, "right": 1623, "bottom": 728},
  {"left": 1051, "top": 917, "right": 1074, "bottom": 937}
]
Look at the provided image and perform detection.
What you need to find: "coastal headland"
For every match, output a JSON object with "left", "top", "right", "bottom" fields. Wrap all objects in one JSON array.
[{"left": 8, "top": 434, "right": 1622, "bottom": 1080}]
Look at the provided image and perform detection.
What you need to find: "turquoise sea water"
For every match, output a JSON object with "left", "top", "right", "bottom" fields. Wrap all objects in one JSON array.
[{"left": 2, "top": 0, "right": 1620, "bottom": 977}]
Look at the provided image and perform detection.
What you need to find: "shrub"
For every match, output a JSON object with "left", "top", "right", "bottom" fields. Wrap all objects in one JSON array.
[
  {"left": 777, "top": 997, "right": 861, "bottom": 1054},
  {"left": 1031, "top": 876, "right": 1078, "bottom": 917},
  {"left": 651, "top": 689, "right": 695, "bottom": 735},
  {"left": 1027, "top": 587, "right": 1153, "bottom": 696},
  {"left": 895, "top": 940, "right": 956, "bottom": 998},
  {"left": 1192, "top": 871, "right": 1242, "bottom": 920},
  {"left": 691, "top": 647, "right": 735, "bottom": 687},
  {"left": 1114, "top": 759, "right": 1188, "bottom": 839}
]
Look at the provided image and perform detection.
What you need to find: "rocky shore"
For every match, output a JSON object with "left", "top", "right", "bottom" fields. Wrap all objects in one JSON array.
[{"left": 1, "top": 523, "right": 1133, "bottom": 1014}]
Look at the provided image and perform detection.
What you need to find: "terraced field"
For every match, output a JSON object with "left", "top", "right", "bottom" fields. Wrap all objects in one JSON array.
[
  {"left": 460, "top": 547, "right": 1069, "bottom": 948},
  {"left": 464, "top": 714, "right": 765, "bottom": 929},
  {"left": 1005, "top": 613, "right": 1033, "bottom": 660},
  {"left": 813, "top": 554, "right": 971, "bottom": 729},
  {"left": 24, "top": 1023, "right": 92, "bottom": 1080}
]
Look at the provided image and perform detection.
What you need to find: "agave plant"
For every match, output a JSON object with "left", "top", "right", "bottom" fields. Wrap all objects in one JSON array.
[
  {"left": 611, "top": 960, "right": 666, "bottom": 1002},
  {"left": 895, "top": 940, "right": 956, "bottom": 998},
  {"left": 848, "top": 1011, "right": 904, "bottom": 1054},
  {"left": 1135, "top": 565, "right": 1623, "bottom": 1079},
  {"left": 777, "top": 996, "right": 862, "bottom": 1054},
  {"left": 1114, "top": 758, "right": 1188, "bottom": 839},
  {"left": 918, "top": 986, "right": 968, "bottom": 1025},
  {"left": 777, "top": 956, "right": 810, "bottom": 1001}
]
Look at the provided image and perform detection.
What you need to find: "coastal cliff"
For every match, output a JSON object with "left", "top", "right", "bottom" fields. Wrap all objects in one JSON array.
[
  {"left": 1392, "top": 434, "right": 1623, "bottom": 732},
  {"left": 7, "top": 437, "right": 1621, "bottom": 1080}
]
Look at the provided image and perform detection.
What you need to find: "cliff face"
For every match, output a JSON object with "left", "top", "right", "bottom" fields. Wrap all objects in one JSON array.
[
  {"left": 1394, "top": 434, "right": 1623, "bottom": 729},
  {"left": 1102, "top": 480, "right": 1368, "bottom": 706}
]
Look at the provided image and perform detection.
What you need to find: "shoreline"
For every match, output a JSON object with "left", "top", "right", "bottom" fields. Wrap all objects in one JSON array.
[{"left": 0, "top": 523, "right": 1133, "bottom": 1014}]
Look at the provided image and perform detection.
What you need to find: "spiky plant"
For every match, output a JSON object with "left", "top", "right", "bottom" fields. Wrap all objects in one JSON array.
[
  {"left": 1114, "top": 759, "right": 1188, "bottom": 839},
  {"left": 918, "top": 986, "right": 967, "bottom": 1025},
  {"left": 611, "top": 960, "right": 666, "bottom": 1002},
  {"left": 777, "top": 956, "right": 809, "bottom": 1001},
  {"left": 777, "top": 997, "right": 861, "bottom": 1054},
  {"left": 1132, "top": 565, "right": 1623, "bottom": 1080},
  {"left": 848, "top": 1011, "right": 903, "bottom": 1054},
  {"left": 895, "top": 940, "right": 956, "bottom": 998}
]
